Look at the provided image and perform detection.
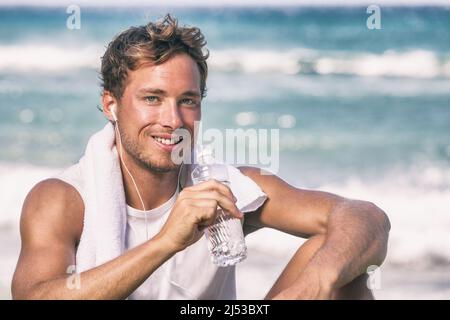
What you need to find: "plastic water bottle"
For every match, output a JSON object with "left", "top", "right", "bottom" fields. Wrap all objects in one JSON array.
[{"left": 191, "top": 145, "right": 247, "bottom": 267}]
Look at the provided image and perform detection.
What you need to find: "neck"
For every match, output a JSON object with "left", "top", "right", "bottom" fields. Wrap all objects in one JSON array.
[{"left": 118, "top": 150, "right": 180, "bottom": 212}]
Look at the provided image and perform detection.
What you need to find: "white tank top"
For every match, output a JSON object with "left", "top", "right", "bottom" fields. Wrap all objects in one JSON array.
[{"left": 55, "top": 163, "right": 236, "bottom": 300}]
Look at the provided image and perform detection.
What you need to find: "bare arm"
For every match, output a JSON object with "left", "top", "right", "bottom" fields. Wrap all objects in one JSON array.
[
  {"left": 12, "top": 178, "right": 242, "bottom": 300},
  {"left": 239, "top": 167, "right": 390, "bottom": 298},
  {"left": 11, "top": 179, "right": 177, "bottom": 300}
]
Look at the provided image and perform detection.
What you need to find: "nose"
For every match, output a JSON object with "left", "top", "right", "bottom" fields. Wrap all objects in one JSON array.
[{"left": 159, "top": 99, "right": 183, "bottom": 130}]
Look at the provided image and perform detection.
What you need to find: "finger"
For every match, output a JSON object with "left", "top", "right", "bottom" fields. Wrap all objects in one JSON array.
[
  {"left": 189, "top": 202, "right": 218, "bottom": 227},
  {"left": 186, "top": 198, "right": 218, "bottom": 210},
  {"left": 184, "top": 179, "right": 237, "bottom": 202},
  {"left": 190, "top": 191, "right": 243, "bottom": 219}
]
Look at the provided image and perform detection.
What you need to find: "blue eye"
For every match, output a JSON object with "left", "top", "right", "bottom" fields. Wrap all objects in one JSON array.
[
  {"left": 145, "top": 96, "right": 159, "bottom": 103},
  {"left": 181, "top": 98, "right": 196, "bottom": 106}
]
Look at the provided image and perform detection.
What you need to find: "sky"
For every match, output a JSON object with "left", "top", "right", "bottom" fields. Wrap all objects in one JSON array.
[{"left": 0, "top": 0, "right": 449, "bottom": 6}]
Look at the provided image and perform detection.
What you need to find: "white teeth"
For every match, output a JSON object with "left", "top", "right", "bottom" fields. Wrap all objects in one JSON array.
[{"left": 153, "top": 136, "right": 182, "bottom": 145}]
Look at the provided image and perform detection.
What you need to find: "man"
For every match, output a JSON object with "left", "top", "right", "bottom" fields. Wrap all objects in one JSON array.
[{"left": 11, "top": 14, "right": 390, "bottom": 300}]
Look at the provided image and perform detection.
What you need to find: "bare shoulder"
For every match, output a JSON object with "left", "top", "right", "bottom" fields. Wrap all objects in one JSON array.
[
  {"left": 20, "top": 178, "right": 84, "bottom": 246},
  {"left": 12, "top": 179, "right": 84, "bottom": 298}
]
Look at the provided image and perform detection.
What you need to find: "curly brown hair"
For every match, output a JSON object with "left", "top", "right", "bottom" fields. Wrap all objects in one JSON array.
[{"left": 100, "top": 14, "right": 209, "bottom": 105}]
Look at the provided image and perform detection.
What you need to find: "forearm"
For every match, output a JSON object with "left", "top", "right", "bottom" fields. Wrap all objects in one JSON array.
[
  {"left": 304, "top": 200, "right": 390, "bottom": 290},
  {"left": 21, "top": 235, "right": 177, "bottom": 300}
]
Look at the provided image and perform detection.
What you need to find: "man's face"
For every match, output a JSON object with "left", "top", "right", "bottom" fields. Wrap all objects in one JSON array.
[{"left": 115, "top": 53, "right": 202, "bottom": 173}]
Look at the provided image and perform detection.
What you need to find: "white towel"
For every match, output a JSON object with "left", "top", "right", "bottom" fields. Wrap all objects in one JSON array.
[
  {"left": 75, "top": 123, "right": 127, "bottom": 271},
  {"left": 58, "top": 122, "right": 267, "bottom": 272}
]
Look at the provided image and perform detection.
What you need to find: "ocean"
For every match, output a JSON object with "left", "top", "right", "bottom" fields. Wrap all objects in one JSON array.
[{"left": 1, "top": 5, "right": 450, "bottom": 299}]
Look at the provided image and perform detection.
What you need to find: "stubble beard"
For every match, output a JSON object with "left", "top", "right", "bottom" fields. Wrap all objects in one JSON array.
[{"left": 119, "top": 128, "right": 180, "bottom": 174}]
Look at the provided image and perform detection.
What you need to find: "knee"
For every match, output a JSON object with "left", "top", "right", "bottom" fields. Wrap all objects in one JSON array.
[{"left": 297, "top": 236, "right": 374, "bottom": 300}]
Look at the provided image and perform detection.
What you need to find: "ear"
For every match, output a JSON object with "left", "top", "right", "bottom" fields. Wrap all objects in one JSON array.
[{"left": 102, "top": 91, "right": 118, "bottom": 122}]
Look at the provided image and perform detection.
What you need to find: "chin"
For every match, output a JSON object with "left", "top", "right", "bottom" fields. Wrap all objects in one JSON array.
[
  {"left": 141, "top": 156, "right": 180, "bottom": 173},
  {"left": 125, "top": 140, "right": 180, "bottom": 173}
]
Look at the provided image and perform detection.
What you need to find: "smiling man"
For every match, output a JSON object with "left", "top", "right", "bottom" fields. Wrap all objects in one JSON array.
[{"left": 11, "top": 14, "right": 390, "bottom": 300}]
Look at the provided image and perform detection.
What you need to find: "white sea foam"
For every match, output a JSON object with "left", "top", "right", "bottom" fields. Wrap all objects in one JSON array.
[
  {"left": 209, "top": 49, "right": 303, "bottom": 75},
  {"left": 0, "top": 44, "right": 101, "bottom": 72},
  {"left": 315, "top": 50, "right": 445, "bottom": 79},
  {"left": 210, "top": 48, "right": 450, "bottom": 79},
  {"left": 2, "top": 43, "right": 449, "bottom": 79}
]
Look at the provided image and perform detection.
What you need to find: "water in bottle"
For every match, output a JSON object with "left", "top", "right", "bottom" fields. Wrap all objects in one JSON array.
[{"left": 191, "top": 145, "right": 247, "bottom": 267}]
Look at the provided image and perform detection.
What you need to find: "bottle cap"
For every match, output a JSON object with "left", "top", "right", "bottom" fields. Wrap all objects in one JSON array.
[{"left": 195, "top": 144, "right": 215, "bottom": 165}]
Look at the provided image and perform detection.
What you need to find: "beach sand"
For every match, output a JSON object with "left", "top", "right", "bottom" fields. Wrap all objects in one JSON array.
[{"left": 1, "top": 227, "right": 450, "bottom": 300}]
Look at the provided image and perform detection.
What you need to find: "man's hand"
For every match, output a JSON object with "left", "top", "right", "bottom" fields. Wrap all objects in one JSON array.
[{"left": 157, "top": 179, "right": 243, "bottom": 252}]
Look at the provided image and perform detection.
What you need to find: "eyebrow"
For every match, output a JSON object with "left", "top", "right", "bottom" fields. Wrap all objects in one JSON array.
[{"left": 137, "top": 87, "right": 201, "bottom": 98}]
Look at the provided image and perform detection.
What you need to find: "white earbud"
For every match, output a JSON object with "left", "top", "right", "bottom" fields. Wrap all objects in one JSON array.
[
  {"left": 111, "top": 102, "right": 148, "bottom": 239},
  {"left": 111, "top": 105, "right": 118, "bottom": 122}
]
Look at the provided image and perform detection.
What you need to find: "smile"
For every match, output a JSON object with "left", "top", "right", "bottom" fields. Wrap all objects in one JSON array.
[
  {"left": 152, "top": 135, "right": 183, "bottom": 145},
  {"left": 150, "top": 134, "right": 184, "bottom": 152}
]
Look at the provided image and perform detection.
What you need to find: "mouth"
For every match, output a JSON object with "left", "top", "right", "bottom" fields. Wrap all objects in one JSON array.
[{"left": 150, "top": 134, "right": 184, "bottom": 151}]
